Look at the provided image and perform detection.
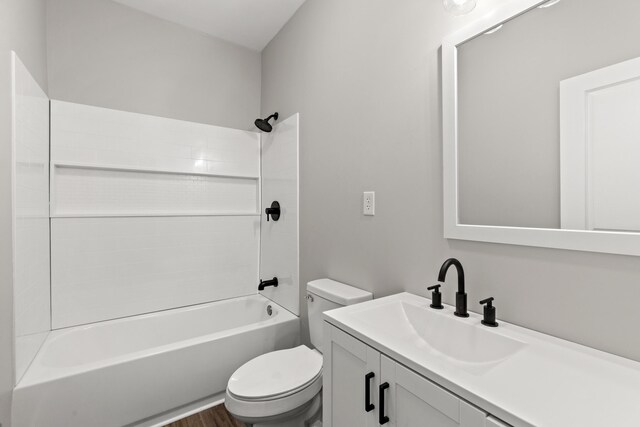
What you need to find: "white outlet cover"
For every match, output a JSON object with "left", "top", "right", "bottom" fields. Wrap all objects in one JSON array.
[{"left": 363, "top": 191, "right": 375, "bottom": 216}]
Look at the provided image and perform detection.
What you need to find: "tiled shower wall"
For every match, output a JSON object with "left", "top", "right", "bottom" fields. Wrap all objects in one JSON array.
[
  {"left": 50, "top": 101, "right": 262, "bottom": 328},
  {"left": 12, "top": 53, "right": 51, "bottom": 382},
  {"left": 259, "top": 114, "right": 300, "bottom": 315}
]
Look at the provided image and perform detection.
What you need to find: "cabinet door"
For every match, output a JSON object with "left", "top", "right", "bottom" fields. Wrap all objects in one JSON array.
[
  {"left": 486, "top": 416, "right": 512, "bottom": 427},
  {"left": 379, "top": 356, "right": 486, "bottom": 427},
  {"left": 323, "top": 323, "right": 381, "bottom": 427}
]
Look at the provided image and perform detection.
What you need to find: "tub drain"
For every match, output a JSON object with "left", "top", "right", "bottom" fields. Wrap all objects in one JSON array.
[{"left": 266, "top": 305, "right": 273, "bottom": 316}]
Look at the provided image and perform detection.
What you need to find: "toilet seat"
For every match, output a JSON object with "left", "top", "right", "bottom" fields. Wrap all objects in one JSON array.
[
  {"left": 228, "top": 345, "right": 322, "bottom": 400},
  {"left": 225, "top": 345, "right": 323, "bottom": 419}
]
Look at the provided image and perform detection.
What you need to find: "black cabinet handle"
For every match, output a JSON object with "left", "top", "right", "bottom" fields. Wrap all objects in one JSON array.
[
  {"left": 379, "top": 382, "right": 390, "bottom": 425},
  {"left": 365, "top": 372, "right": 375, "bottom": 412}
]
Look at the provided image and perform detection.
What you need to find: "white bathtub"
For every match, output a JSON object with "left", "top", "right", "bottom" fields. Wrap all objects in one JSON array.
[{"left": 12, "top": 295, "right": 299, "bottom": 427}]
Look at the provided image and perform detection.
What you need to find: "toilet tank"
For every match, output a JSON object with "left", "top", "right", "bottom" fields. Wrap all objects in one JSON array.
[{"left": 307, "top": 279, "right": 372, "bottom": 353}]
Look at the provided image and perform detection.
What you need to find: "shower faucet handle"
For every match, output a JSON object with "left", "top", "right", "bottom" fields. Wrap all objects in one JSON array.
[{"left": 265, "top": 201, "right": 281, "bottom": 222}]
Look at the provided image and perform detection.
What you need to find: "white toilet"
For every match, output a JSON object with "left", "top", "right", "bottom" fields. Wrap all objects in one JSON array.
[{"left": 225, "top": 279, "right": 372, "bottom": 427}]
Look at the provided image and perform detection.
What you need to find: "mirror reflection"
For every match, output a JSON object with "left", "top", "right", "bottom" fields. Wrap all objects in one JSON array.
[{"left": 456, "top": 0, "right": 640, "bottom": 232}]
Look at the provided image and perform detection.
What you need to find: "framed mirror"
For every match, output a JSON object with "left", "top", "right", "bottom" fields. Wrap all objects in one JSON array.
[{"left": 442, "top": 0, "right": 640, "bottom": 256}]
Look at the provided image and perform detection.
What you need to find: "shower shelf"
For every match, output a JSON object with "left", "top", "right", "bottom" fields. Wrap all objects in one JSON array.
[
  {"left": 51, "top": 161, "right": 260, "bottom": 180},
  {"left": 50, "top": 162, "right": 261, "bottom": 218},
  {"left": 50, "top": 212, "right": 261, "bottom": 218}
]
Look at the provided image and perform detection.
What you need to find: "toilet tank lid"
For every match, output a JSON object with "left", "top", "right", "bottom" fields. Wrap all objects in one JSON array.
[{"left": 307, "top": 279, "right": 372, "bottom": 305}]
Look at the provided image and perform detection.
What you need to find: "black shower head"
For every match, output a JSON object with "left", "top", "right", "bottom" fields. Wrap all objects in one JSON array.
[{"left": 254, "top": 112, "right": 279, "bottom": 133}]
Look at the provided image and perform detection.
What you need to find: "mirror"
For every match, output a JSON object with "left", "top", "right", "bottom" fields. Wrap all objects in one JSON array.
[{"left": 442, "top": 0, "right": 640, "bottom": 256}]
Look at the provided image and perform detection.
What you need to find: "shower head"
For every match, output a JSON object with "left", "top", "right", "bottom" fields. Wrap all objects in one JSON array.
[{"left": 254, "top": 112, "right": 279, "bottom": 133}]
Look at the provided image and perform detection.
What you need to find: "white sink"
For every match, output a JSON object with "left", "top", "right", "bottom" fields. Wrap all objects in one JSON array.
[
  {"left": 401, "top": 302, "right": 526, "bottom": 364},
  {"left": 324, "top": 293, "right": 640, "bottom": 427},
  {"left": 349, "top": 299, "right": 526, "bottom": 365}
]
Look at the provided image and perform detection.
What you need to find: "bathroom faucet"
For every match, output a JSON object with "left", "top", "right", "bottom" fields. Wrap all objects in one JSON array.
[{"left": 437, "top": 258, "right": 468, "bottom": 318}]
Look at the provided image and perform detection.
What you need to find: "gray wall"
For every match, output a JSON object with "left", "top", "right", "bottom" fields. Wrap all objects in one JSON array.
[
  {"left": 0, "top": 1, "right": 48, "bottom": 424},
  {"left": 261, "top": 0, "right": 640, "bottom": 362},
  {"left": 47, "top": 0, "right": 261, "bottom": 130},
  {"left": 457, "top": 0, "right": 640, "bottom": 228}
]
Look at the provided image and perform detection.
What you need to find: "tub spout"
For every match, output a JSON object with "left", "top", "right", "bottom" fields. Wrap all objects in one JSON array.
[{"left": 258, "top": 277, "right": 278, "bottom": 291}]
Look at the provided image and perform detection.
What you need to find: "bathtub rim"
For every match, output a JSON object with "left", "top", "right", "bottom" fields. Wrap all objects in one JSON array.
[{"left": 16, "top": 293, "right": 298, "bottom": 388}]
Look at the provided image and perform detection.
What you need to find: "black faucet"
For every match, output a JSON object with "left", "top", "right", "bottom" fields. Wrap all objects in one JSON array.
[
  {"left": 258, "top": 277, "right": 278, "bottom": 291},
  {"left": 437, "top": 258, "right": 468, "bottom": 318}
]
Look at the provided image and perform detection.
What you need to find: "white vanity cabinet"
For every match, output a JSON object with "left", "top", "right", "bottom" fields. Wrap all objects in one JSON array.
[
  {"left": 380, "top": 355, "right": 488, "bottom": 427},
  {"left": 323, "top": 292, "right": 640, "bottom": 426},
  {"left": 323, "top": 324, "right": 381, "bottom": 427},
  {"left": 485, "top": 417, "right": 511, "bottom": 427},
  {"left": 323, "top": 323, "right": 510, "bottom": 427}
]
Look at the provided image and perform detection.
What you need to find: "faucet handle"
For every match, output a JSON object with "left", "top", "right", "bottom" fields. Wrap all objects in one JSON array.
[
  {"left": 479, "top": 297, "right": 498, "bottom": 327},
  {"left": 265, "top": 201, "right": 281, "bottom": 222},
  {"left": 427, "top": 285, "right": 444, "bottom": 310}
]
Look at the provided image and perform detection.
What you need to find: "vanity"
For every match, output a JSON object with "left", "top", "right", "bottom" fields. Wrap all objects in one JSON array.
[{"left": 322, "top": 293, "right": 640, "bottom": 427}]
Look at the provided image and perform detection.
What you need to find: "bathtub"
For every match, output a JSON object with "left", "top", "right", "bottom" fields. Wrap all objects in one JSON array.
[{"left": 12, "top": 294, "right": 299, "bottom": 427}]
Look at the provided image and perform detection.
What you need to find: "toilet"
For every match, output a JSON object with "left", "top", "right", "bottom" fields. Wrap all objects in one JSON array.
[{"left": 225, "top": 279, "right": 372, "bottom": 427}]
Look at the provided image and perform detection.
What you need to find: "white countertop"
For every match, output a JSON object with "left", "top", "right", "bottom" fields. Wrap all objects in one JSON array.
[{"left": 323, "top": 292, "right": 640, "bottom": 427}]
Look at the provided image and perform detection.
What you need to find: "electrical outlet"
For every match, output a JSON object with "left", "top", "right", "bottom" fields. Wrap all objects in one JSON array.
[{"left": 363, "top": 191, "right": 375, "bottom": 216}]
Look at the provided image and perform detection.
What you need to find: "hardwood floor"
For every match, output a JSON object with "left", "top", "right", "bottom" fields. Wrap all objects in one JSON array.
[{"left": 164, "top": 404, "right": 246, "bottom": 427}]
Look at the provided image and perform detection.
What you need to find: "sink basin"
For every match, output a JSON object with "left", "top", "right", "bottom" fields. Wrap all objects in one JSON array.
[
  {"left": 350, "top": 300, "right": 526, "bottom": 365},
  {"left": 401, "top": 303, "right": 526, "bottom": 364}
]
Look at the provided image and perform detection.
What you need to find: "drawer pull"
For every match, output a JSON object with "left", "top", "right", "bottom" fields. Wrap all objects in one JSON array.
[
  {"left": 365, "top": 372, "right": 375, "bottom": 412},
  {"left": 379, "top": 382, "right": 390, "bottom": 424}
]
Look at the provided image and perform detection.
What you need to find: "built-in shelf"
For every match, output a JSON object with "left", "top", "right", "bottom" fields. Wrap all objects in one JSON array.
[
  {"left": 52, "top": 161, "right": 260, "bottom": 180},
  {"left": 50, "top": 161, "right": 261, "bottom": 218},
  {"left": 51, "top": 212, "right": 261, "bottom": 219}
]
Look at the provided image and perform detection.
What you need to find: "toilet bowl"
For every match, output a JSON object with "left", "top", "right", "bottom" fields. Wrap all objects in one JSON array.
[
  {"left": 225, "top": 279, "right": 372, "bottom": 427},
  {"left": 225, "top": 345, "right": 323, "bottom": 427}
]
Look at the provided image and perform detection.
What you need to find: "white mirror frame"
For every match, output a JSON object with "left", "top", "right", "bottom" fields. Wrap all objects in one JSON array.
[{"left": 442, "top": 0, "right": 640, "bottom": 257}]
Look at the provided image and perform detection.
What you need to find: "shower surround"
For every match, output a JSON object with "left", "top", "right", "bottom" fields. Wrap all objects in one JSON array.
[
  {"left": 49, "top": 100, "right": 263, "bottom": 327},
  {"left": 11, "top": 57, "right": 300, "bottom": 426}
]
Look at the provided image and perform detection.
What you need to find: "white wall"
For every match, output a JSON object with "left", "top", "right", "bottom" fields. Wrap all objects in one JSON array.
[
  {"left": 46, "top": 0, "right": 261, "bottom": 131},
  {"left": 0, "top": 1, "right": 48, "bottom": 424},
  {"left": 261, "top": 0, "right": 640, "bottom": 362}
]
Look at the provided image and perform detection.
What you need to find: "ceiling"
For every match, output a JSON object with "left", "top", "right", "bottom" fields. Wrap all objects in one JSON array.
[{"left": 112, "top": 0, "right": 307, "bottom": 51}]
